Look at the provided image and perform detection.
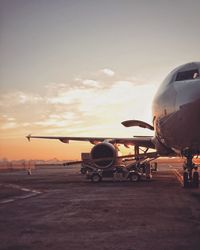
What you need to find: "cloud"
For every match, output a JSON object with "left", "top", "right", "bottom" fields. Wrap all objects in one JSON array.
[
  {"left": 0, "top": 115, "right": 17, "bottom": 130},
  {"left": 46, "top": 88, "right": 84, "bottom": 105},
  {"left": 1, "top": 122, "right": 17, "bottom": 129},
  {"left": 114, "top": 80, "right": 135, "bottom": 87},
  {"left": 82, "top": 79, "right": 100, "bottom": 88},
  {"left": 44, "top": 82, "right": 72, "bottom": 96},
  {"left": 34, "top": 112, "right": 78, "bottom": 128},
  {"left": 101, "top": 68, "right": 115, "bottom": 77},
  {"left": 74, "top": 78, "right": 101, "bottom": 89},
  {"left": 0, "top": 68, "right": 159, "bottom": 138},
  {"left": 0, "top": 91, "right": 43, "bottom": 107},
  {"left": 34, "top": 120, "right": 67, "bottom": 128},
  {"left": 21, "top": 122, "right": 31, "bottom": 127}
]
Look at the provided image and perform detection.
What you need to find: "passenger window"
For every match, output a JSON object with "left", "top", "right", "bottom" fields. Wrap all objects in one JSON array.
[{"left": 175, "top": 69, "right": 199, "bottom": 81}]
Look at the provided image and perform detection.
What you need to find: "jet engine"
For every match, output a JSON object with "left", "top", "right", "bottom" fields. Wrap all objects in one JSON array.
[{"left": 90, "top": 142, "right": 118, "bottom": 169}]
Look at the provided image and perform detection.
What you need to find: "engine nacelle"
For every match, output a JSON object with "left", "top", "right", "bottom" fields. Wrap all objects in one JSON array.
[{"left": 90, "top": 142, "right": 117, "bottom": 169}]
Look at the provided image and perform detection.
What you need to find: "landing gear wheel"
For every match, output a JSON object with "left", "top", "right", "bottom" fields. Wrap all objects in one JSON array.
[
  {"left": 182, "top": 152, "right": 199, "bottom": 189},
  {"left": 80, "top": 167, "right": 87, "bottom": 175},
  {"left": 91, "top": 173, "right": 102, "bottom": 183},
  {"left": 183, "top": 172, "right": 189, "bottom": 188},
  {"left": 193, "top": 172, "right": 199, "bottom": 188},
  {"left": 130, "top": 173, "right": 140, "bottom": 182}
]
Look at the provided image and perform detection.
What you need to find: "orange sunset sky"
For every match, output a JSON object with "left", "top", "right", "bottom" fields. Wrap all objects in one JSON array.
[{"left": 0, "top": 1, "right": 200, "bottom": 160}]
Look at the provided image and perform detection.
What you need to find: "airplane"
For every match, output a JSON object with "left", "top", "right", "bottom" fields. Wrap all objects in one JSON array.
[{"left": 27, "top": 62, "right": 200, "bottom": 188}]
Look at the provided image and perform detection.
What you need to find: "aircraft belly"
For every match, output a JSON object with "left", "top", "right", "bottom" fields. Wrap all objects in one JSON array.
[{"left": 158, "top": 98, "right": 200, "bottom": 154}]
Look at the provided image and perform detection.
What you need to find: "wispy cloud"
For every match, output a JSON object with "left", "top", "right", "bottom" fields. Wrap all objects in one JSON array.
[
  {"left": 82, "top": 79, "right": 100, "bottom": 88},
  {"left": 74, "top": 78, "right": 101, "bottom": 89},
  {"left": 0, "top": 68, "right": 158, "bottom": 138},
  {"left": 0, "top": 115, "right": 17, "bottom": 130},
  {"left": 34, "top": 112, "right": 78, "bottom": 128},
  {"left": 0, "top": 91, "right": 43, "bottom": 107},
  {"left": 101, "top": 68, "right": 115, "bottom": 77}
]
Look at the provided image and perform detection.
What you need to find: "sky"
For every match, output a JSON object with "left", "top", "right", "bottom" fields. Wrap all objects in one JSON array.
[{"left": 0, "top": 0, "right": 200, "bottom": 160}]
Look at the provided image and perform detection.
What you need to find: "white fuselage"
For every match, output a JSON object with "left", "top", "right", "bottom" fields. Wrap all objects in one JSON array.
[{"left": 152, "top": 62, "right": 200, "bottom": 156}]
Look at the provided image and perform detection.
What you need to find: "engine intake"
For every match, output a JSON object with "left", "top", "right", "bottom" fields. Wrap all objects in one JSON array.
[{"left": 90, "top": 142, "right": 117, "bottom": 169}]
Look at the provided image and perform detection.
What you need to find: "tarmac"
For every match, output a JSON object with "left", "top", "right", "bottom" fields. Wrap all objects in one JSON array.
[{"left": 0, "top": 162, "right": 200, "bottom": 250}]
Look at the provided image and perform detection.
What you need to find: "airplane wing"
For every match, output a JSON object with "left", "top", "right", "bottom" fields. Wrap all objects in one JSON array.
[{"left": 26, "top": 134, "right": 155, "bottom": 149}]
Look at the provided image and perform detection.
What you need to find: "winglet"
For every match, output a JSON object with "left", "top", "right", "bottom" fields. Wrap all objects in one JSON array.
[{"left": 26, "top": 134, "right": 31, "bottom": 142}]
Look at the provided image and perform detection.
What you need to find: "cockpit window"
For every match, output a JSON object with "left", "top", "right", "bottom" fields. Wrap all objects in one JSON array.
[{"left": 175, "top": 69, "right": 199, "bottom": 81}]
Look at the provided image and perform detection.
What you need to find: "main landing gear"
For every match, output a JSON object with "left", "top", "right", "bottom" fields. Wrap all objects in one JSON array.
[{"left": 183, "top": 153, "right": 199, "bottom": 188}]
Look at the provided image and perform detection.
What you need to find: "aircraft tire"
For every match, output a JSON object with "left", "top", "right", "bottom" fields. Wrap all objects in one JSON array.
[
  {"left": 193, "top": 172, "right": 199, "bottom": 188},
  {"left": 80, "top": 168, "right": 87, "bottom": 175},
  {"left": 183, "top": 172, "right": 189, "bottom": 188},
  {"left": 91, "top": 173, "right": 102, "bottom": 183},
  {"left": 130, "top": 173, "right": 140, "bottom": 182}
]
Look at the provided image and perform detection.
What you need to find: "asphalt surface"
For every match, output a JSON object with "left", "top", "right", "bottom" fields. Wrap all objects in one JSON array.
[{"left": 0, "top": 163, "right": 200, "bottom": 250}]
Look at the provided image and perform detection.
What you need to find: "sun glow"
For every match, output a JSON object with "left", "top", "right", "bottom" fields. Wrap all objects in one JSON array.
[{"left": 0, "top": 70, "right": 158, "bottom": 160}]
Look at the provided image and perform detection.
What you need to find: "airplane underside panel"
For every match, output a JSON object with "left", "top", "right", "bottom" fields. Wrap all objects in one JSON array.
[{"left": 158, "top": 98, "right": 200, "bottom": 155}]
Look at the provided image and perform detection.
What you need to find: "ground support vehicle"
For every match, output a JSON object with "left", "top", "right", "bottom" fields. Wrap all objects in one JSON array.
[{"left": 80, "top": 161, "right": 153, "bottom": 183}]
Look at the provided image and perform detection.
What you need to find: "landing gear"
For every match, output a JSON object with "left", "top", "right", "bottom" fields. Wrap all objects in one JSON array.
[
  {"left": 183, "top": 151, "right": 199, "bottom": 188},
  {"left": 183, "top": 172, "right": 189, "bottom": 188},
  {"left": 193, "top": 171, "right": 199, "bottom": 188}
]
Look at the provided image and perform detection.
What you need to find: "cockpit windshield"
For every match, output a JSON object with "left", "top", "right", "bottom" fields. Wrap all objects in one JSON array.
[{"left": 175, "top": 69, "right": 199, "bottom": 81}]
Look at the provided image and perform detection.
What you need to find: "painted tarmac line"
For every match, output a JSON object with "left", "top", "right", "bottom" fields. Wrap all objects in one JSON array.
[
  {"left": 21, "top": 187, "right": 32, "bottom": 192},
  {"left": 167, "top": 164, "right": 183, "bottom": 186},
  {"left": 18, "top": 193, "right": 40, "bottom": 199},
  {"left": 174, "top": 170, "right": 183, "bottom": 185},
  {"left": 0, "top": 199, "right": 15, "bottom": 204},
  {"left": 172, "top": 169, "right": 183, "bottom": 186},
  {"left": 0, "top": 184, "right": 42, "bottom": 205},
  {"left": 1, "top": 183, "right": 42, "bottom": 194}
]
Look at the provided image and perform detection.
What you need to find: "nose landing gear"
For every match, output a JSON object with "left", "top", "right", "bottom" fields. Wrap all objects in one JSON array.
[
  {"left": 192, "top": 169, "right": 199, "bottom": 188},
  {"left": 183, "top": 153, "right": 199, "bottom": 188}
]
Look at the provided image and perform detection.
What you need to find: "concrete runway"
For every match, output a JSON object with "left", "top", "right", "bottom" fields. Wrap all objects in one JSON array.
[{"left": 0, "top": 163, "right": 200, "bottom": 250}]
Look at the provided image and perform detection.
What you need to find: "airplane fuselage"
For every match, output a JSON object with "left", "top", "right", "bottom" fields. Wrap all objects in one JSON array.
[{"left": 152, "top": 62, "right": 200, "bottom": 156}]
